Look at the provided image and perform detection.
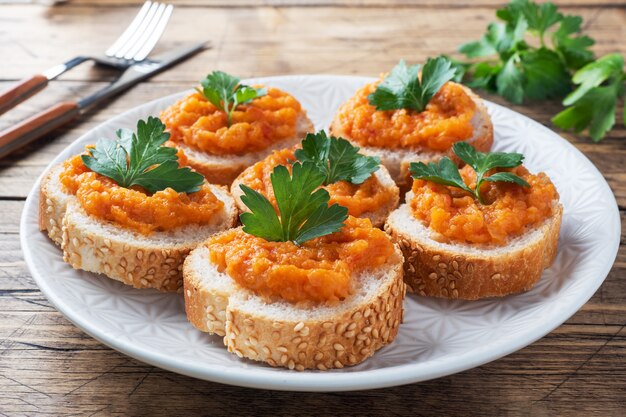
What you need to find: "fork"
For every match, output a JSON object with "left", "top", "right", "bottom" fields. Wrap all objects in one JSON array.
[{"left": 0, "top": 1, "right": 173, "bottom": 116}]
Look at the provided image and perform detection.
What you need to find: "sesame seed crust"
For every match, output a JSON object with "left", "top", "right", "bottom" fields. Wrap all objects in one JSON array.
[
  {"left": 384, "top": 203, "right": 563, "bottom": 300},
  {"left": 183, "top": 243, "right": 406, "bottom": 370},
  {"left": 39, "top": 164, "right": 70, "bottom": 246}
]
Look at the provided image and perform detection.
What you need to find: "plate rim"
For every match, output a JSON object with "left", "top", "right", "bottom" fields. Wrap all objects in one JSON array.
[{"left": 20, "top": 74, "right": 621, "bottom": 392}]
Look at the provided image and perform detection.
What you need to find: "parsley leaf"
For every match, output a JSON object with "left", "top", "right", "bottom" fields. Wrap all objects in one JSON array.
[
  {"left": 294, "top": 131, "right": 380, "bottom": 185},
  {"left": 553, "top": 54, "right": 625, "bottom": 142},
  {"left": 239, "top": 162, "right": 348, "bottom": 245},
  {"left": 368, "top": 57, "right": 458, "bottom": 112},
  {"left": 552, "top": 15, "right": 595, "bottom": 70},
  {"left": 409, "top": 142, "right": 529, "bottom": 204},
  {"left": 82, "top": 117, "right": 204, "bottom": 194},
  {"left": 197, "top": 71, "right": 266, "bottom": 126}
]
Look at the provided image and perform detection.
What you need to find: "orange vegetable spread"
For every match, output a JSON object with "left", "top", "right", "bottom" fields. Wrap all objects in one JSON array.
[
  {"left": 207, "top": 217, "right": 395, "bottom": 304},
  {"left": 334, "top": 80, "right": 475, "bottom": 151},
  {"left": 409, "top": 165, "right": 558, "bottom": 245},
  {"left": 237, "top": 147, "right": 393, "bottom": 217},
  {"left": 59, "top": 148, "right": 223, "bottom": 235},
  {"left": 159, "top": 87, "right": 302, "bottom": 156}
]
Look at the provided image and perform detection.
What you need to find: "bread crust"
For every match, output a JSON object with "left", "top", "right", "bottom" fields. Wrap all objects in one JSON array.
[
  {"left": 384, "top": 203, "right": 563, "bottom": 300},
  {"left": 230, "top": 162, "right": 399, "bottom": 228},
  {"left": 39, "top": 164, "right": 71, "bottom": 246},
  {"left": 330, "top": 83, "right": 494, "bottom": 191},
  {"left": 183, "top": 243, "right": 406, "bottom": 370},
  {"left": 180, "top": 113, "right": 314, "bottom": 185}
]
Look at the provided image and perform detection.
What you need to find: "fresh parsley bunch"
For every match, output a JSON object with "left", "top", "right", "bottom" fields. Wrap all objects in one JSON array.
[
  {"left": 458, "top": 0, "right": 594, "bottom": 104},
  {"left": 368, "top": 57, "right": 458, "bottom": 112},
  {"left": 457, "top": 0, "right": 625, "bottom": 142},
  {"left": 82, "top": 117, "right": 204, "bottom": 194},
  {"left": 410, "top": 142, "right": 529, "bottom": 204},
  {"left": 294, "top": 131, "right": 380, "bottom": 185},
  {"left": 197, "top": 71, "right": 266, "bottom": 127},
  {"left": 239, "top": 162, "right": 348, "bottom": 245}
]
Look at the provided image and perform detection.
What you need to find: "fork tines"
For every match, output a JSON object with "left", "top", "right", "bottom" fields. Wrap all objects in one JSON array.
[{"left": 105, "top": 1, "right": 174, "bottom": 62}]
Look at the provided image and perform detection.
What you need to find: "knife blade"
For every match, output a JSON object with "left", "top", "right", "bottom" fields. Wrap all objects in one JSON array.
[{"left": 0, "top": 42, "right": 208, "bottom": 160}]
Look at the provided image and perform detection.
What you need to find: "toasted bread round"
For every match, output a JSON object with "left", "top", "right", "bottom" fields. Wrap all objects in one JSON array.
[
  {"left": 330, "top": 85, "right": 493, "bottom": 190},
  {"left": 60, "top": 184, "right": 237, "bottom": 292},
  {"left": 183, "top": 236, "right": 406, "bottom": 370},
  {"left": 230, "top": 159, "right": 399, "bottom": 228},
  {"left": 178, "top": 113, "right": 314, "bottom": 185},
  {"left": 384, "top": 193, "right": 563, "bottom": 300}
]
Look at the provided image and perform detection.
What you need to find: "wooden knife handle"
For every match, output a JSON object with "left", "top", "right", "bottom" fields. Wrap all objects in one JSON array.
[
  {"left": 0, "top": 74, "right": 49, "bottom": 115},
  {"left": 0, "top": 102, "right": 80, "bottom": 159}
]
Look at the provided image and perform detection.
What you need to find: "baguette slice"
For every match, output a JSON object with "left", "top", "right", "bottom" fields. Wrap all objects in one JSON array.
[
  {"left": 330, "top": 85, "right": 493, "bottom": 190},
  {"left": 183, "top": 236, "right": 406, "bottom": 370},
  {"left": 61, "top": 184, "right": 237, "bottom": 292},
  {"left": 385, "top": 193, "right": 563, "bottom": 300},
  {"left": 177, "top": 113, "right": 314, "bottom": 185},
  {"left": 230, "top": 160, "right": 399, "bottom": 228}
]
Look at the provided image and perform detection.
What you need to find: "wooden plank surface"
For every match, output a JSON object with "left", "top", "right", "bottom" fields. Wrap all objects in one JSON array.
[{"left": 1, "top": 1, "right": 625, "bottom": 415}]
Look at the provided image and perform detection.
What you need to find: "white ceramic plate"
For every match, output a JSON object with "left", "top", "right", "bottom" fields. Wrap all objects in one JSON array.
[{"left": 21, "top": 75, "right": 620, "bottom": 392}]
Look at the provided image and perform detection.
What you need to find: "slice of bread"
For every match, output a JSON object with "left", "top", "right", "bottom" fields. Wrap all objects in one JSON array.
[
  {"left": 330, "top": 85, "right": 493, "bottom": 190},
  {"left": 384, "top": 192, "right": 563, "bottom": 300},
  {"left": 183, "top": 237, "right": 406, "bottom": 370},
  {"left": 39, "top": 162, "right": 238, "bottom": 292},
  {"left": 230, "top": 160, "right": 400, "bottom": 228},
  {"left": 177, "top": 113, "right": 314, "bottom": 185}
]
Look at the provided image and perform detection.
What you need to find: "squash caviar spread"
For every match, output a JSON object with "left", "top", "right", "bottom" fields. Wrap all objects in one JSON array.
[
  {"left": 159, "top": 87, "right": 302, "bottom": 155},
  {"left": 59, "top": 149, "right": 223, "bottom": 235},
  {"left": 334, "top": 80, "right": 475, "bottom": 151},
  {"left": 409, "top": 165, "right": 558, "bottom": 245},
  {"left": 237, "top": 148, "right": 393, "bottom": 217},
  {"left": 207, "top": 217, "right": 395, "bottom": 304}
]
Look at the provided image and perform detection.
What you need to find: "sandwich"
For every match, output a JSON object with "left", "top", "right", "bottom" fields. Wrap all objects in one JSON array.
[
  {"left": 330, "top": 57, "right": 493, "bottom": 189},
  {"left": 160, "top": 71, "right": 314, "bottom": 185},
  {"left": 39, "top": 117, "right": 237, "bottom": 292},
  {"left": 184, "top": 161, "right": 405, "bottom": 370},
  {"left": 385, "top": 142, "right": 562, "bottom": 299},
  {"left": 231, "top": 131, "right": 399, "bottom": 228}
]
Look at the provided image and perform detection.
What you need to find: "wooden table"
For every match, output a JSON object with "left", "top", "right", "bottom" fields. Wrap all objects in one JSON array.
[{"left": 1, "top": 0, "right": 625, "bottom": 415}]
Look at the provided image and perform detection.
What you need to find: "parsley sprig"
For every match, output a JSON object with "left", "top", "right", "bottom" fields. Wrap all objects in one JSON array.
[
  {"left": 553, "top": 54, "right": 625, "bottom": 142},
  {"left": 294, "top": 131, "right": 380, "bottom": 185},
  {"left": 456, "top": 0, "right": 625, "bottom": 142},
  {"left": 368, "top": 57, "right": 458, "bottom": 112},
  {"left": 82, "top": 117, "right": 204, "bottom": 194},
  {"left": 409, "top": 142, "right": 529, "bottom": 205},
  {"left": 197, "top": 71, "right": 266, "bottom": 127},
  {"left": 239, "top": 162, "right": 348, "bottom": 245}
]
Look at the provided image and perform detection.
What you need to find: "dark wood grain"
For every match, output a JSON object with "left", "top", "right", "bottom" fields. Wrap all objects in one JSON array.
[{"left": 0, "top": 1, "right": 625, "bottom": 415}]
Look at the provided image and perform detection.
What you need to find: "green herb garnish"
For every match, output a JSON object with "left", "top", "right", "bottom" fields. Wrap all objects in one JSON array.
[
  {"left": 456, "top": 0, "right": 626, "bottom": 142},
  {"left": 459, "top": 0, "right": 593, "bottom": 103},
  {"left": 409, "top": 142, "right": 529, "bottom": 204},
  {"left": 552, "top": 54, "right": 625, "bottom": 142},
  {"left": 81, "top": 116, "right": 204, "bottom": 194},
  {"left": 294, "top": 131, "right": 380, "bottom": 185},
  {"left": 239, "top": 162, "right": 348, "bottom": 245},
  {"left": 368, "top": 57, "right": 458, "bottom": 112},
  {"left": 197, "top": 71, "right": 266, "bottom": 127}
]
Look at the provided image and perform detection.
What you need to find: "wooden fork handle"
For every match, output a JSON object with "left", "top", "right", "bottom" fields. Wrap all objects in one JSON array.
[
  {"left": 0, "top": 74, "right": 49, "bottom": 115},
  {"left": 0, "top": 101, "right": 80, "bottom": 159}
]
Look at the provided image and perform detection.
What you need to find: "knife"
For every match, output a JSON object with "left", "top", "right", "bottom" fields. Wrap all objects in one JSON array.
[{"left": 0, "top": 42, "right": 208, "bottom": 160}]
